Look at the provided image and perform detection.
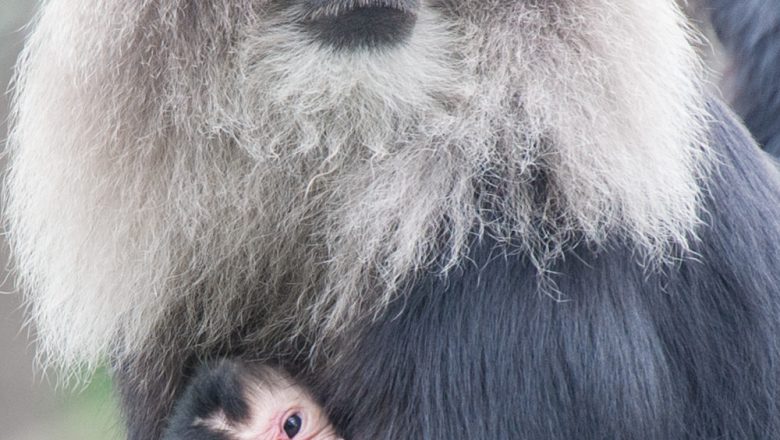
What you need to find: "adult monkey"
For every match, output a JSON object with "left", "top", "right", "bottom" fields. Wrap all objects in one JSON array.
[{"left": 7, "top": 1, "right": 780, "bottom": 439}]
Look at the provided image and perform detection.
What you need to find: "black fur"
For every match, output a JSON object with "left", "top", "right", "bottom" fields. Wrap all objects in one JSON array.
[
  {"left": 302, "top": 99, "right": 780, "bottom": 439},
  {"left": 307, "top": 6, "right": 417, "bottom": 50},
  {"left": 708, "top": 0, "right": 780, "bottom": 155},
  {"left": 161, "top": 359, "right": 252, "bottom": 440},
  {"left": 123, "top": 99, "right": 780, "bottom": 439}
]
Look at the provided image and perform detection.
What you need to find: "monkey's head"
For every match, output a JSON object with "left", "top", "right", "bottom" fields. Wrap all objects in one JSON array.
[
  {"left": 7, "top": 0, "right": 710, "bottom": 368},
  {"left": 164, "top": 360, "right": 341, "bottom": 440}
]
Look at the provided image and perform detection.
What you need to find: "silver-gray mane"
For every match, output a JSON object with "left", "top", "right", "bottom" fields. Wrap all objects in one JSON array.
[{"left": 5, "top": 0, "right": 709, "bottom": 372}]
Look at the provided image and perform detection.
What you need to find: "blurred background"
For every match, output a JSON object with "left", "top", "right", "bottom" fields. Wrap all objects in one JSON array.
[{"left": 0, "top": 2, "right": 122, "bottom": 439}]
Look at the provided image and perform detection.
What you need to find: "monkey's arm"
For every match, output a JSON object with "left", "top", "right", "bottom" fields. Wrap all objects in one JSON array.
[{"left": 708, "top": 0, "right": 780, "bottom": 155}]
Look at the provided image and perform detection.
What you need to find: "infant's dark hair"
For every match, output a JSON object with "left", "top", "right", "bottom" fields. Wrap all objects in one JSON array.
[{"left": 161, "top": 359, "right": 280, "bottom": 440}]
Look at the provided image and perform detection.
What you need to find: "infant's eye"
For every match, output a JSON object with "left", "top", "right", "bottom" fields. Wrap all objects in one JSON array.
[{"left": 283, "top": 413, "right": 302, "bottom": 438}]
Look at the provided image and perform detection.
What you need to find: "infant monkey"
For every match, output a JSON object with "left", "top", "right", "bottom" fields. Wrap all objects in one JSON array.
[{"left": 163, "top": 359, "right": 341, "bottom": 440}]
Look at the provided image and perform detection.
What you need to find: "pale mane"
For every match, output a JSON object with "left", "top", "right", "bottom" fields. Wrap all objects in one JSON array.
[{"left": 5, "top": 0, "right": 709, "bottom": 371}]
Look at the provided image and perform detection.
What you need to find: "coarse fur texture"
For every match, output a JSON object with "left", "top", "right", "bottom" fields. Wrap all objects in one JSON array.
[
  {"left": 706, "top": 0, "right": 780, "bottom": 155},
  {"left": 7, "top": 0, "right": 708, "bottom": 370}
]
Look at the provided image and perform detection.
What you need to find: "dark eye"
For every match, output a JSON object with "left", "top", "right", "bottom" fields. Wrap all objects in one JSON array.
[{"left": 283, "top": 413, "right": 302, "bottom": 438}]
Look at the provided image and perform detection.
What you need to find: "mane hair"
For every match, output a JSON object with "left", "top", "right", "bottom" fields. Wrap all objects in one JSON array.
[{"left": 5, "top": 0, "right": 709, "bottom": 371}]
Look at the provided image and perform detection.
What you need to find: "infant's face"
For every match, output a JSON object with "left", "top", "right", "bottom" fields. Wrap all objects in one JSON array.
[{"left": 206, "top": 377, "right": 341, "bottom": 440}]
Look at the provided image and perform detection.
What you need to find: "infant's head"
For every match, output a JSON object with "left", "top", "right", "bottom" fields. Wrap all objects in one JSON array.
[{"left": 164, "top": 359, "right": 341, "bottom": 440}]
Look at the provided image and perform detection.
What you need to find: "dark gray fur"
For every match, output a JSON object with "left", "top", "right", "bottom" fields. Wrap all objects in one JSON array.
[
  {"left": 708, "top": 0, "right": 780, "bottom": 155},
  {"left": 301, "top": 99, "right": 780, "bottom": 438}
]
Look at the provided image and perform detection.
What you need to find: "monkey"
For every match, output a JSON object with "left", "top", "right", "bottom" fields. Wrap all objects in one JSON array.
[
  {"left": 684, "top": 0, "right": 780, "bottom": 155},
  {"left": 162, "top": 359, "right": 340, "bottom": 440},
  {"left": 7, "top": 0, "right": 780, "bottom": 439}
]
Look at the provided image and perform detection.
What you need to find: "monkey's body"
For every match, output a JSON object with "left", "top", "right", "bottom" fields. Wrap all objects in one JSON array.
[
  {"left": 116, "top": 100, "right": 780, "bottom": 440},
  {"left": 8, "top": 1, "right": 780, "bottom": 439},
  {"left": 312, "top": 103, "right": 780, "bottom": 439}
]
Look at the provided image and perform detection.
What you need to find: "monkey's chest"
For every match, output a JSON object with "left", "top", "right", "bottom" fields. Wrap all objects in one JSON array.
[{"left": 307, "top": 237, "right": 777, "bottom": 439}]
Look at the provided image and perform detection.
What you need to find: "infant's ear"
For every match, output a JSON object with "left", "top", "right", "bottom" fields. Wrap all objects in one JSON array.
[{"left": 188, "top": 359, "right": 252, "bottom": 423}]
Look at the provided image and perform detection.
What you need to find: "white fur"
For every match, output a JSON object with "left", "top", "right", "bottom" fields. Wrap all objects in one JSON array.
[{"left": 5, "top": 0, "right": 709, "bottom": 371}]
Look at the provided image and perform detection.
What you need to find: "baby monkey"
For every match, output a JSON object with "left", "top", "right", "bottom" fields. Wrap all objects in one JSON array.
[{"left": 163, "top": 359, "right": 341, "bottom": 440}]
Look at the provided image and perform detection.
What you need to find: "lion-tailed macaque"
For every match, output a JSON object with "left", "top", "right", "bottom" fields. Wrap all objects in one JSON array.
[{"left": 9, "top": 1, "right": 780, "bottom": 439}]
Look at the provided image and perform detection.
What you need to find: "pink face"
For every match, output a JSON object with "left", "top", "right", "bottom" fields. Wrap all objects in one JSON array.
[{"left": 202, "top": 377, "right": 341, "bottom": 440}]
